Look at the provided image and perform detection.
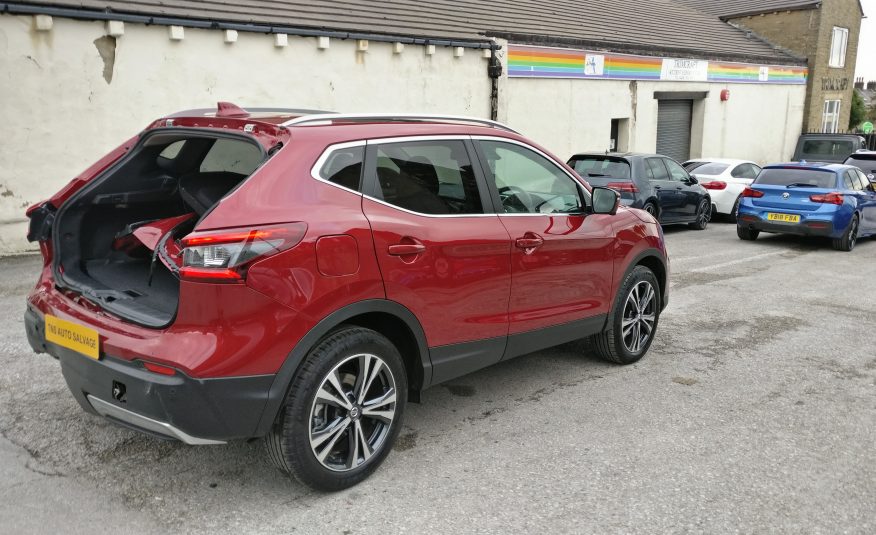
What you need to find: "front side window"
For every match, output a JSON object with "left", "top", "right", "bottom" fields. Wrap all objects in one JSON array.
[
  {"left": 663, "top": 159, "right": 690, "bottom": 182},
  {"left": 829, "top": 27, "right": 849, "bottom": 68},
  {"left": 822, "top": 100, "right": 842, "bottom": 134},
  {"left": 478, "top": 140, "right": 584, "bottom": 214},
  {"left": 373, "top": 140, "right": 483, "bottom": 215}
]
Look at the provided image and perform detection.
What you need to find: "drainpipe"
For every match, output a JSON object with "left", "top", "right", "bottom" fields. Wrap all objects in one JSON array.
[{"left": 487, "top": 43, "right": 503, "bottom": 121}]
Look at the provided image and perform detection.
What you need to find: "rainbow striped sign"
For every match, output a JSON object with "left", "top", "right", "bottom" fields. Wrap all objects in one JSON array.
[{"left": 508, "top": 44, "right": 807, "bottom": 85}]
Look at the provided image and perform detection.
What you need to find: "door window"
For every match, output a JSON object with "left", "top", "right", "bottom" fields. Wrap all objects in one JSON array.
[
  {"left": 731, "top": 163, "right": 760, "bottom": 179},
  {"left": 843, "top": 171, "right": 856, "bottom": 190},
  {"left": 663, "top": 158, "right": 690, "bottom": 182},
  {"left": 477, "top": 140, "right": 585, "bottom": 214},
  {"left": 849, "top": 170, "right": 866, "bottom": 191},
  {"left": 645, "top": 158, "right": 670, "bottom": 181},
  {"left": 372, "top": 140, "right": 483, "bottom": 215}
]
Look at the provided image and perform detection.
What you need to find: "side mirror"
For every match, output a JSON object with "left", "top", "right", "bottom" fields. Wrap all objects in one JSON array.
[
  {"left": 592, "top": 187, "right": 620, "bottom": 215},
  {"left": 687, "top": 175, "right": 699, "bottom": 184}
]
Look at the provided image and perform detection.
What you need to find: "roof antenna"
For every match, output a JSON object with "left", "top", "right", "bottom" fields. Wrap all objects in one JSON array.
[{"left": 216, "top": 101, "right": 249, "bottom": 118}]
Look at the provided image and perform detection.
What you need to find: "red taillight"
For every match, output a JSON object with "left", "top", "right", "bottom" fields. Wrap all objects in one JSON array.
[
  {"left": 701, "top": 181, "right": 727, "bottom": 190},
  {"left": 606, "top": 181, "right": 639, "bottom": 193},
  {"left": 742, "top": 187, "right": 764, "bottom": 198},
  {"left": 809, "top": 192, "right": 844, "bottom": 205},
  {"left": 179, "top": 222, "right": 307, "bottom": 283},
  {"left": 142, "top": 361, "right": 177, "bottom": 376}
]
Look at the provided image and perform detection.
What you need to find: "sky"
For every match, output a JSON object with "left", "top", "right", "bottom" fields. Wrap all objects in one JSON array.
[{"left": 856, "top": 0, "right": 876, "bottom": 81}]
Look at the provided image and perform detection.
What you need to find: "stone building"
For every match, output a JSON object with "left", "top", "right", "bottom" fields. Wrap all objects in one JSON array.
[{"left": 678, "top": 0, "right": 865, "bottom": 132}]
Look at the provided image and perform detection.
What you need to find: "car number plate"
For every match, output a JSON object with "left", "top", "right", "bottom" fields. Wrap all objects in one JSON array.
[
  {"left": 766, "top": 213, "right": 800, "bottom": 223},
  {"left": 45, "top": 314, "right": 100, "bottom": 360}
]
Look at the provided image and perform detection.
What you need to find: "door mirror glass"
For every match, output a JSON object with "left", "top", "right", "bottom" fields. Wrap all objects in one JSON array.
[
  {"left": 687, "top": 175, "right": 698, "bottom": 184},
  {"left": 592, "top": 187, "right": 619, "bottom": 215}
]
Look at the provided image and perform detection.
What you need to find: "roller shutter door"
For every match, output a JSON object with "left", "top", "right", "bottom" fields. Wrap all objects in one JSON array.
[{"left": 656, "top": 99, "right": 693, "bottom": 162}]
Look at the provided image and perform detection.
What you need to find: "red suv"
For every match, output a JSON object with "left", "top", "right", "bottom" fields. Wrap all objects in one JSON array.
[{"left": 24, "top": 104, "right": 669, "bottom": 490}]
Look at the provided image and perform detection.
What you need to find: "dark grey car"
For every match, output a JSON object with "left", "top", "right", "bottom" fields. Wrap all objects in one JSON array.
[{"left": 568, "top": 152, "right": 711, "bottom": 229}]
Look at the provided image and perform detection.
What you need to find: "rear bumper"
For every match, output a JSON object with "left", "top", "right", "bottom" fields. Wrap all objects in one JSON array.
[
  {"left": 737, "top": 216, "right": 835, "bottom": 237},
  {"left": 25, "top": 306, "right": 274, "bottom": 443}
]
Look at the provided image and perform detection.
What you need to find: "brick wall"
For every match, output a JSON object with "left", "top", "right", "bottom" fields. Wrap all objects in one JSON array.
[{"left": 729, "top": 0, "right": 863, "bottom": 132}]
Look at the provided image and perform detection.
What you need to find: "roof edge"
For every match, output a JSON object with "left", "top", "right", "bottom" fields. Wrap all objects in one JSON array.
[
  {"left": 491, "top": 32, "right": 808, "bottom": 66},
  {"left": 719, "top": 2, "right": 821, "bottom": 20}
]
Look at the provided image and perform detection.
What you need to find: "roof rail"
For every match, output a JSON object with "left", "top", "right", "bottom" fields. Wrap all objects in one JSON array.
[{"left": 281, "top": 113, "right": 519, "bottom": 134}]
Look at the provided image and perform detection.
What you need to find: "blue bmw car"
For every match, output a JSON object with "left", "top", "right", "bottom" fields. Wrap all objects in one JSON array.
[{"left": 737, "top": 163, "right": 876, "bottom": 251}]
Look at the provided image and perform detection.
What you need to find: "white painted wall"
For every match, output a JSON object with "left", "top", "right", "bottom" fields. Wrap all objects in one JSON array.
[
  {"left": 0, "top": 14, "right": 492, "bottom": 253},
  {"left": 502, "top": 77, "right": 806, "bottom": 165}
]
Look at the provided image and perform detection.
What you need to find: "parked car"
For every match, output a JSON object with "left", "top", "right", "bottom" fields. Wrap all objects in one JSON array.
[
  {"left": 24, "top": 105, "right": 670, "bottom": 491},
  {"left": 737, "top": 162, "right": 876, "bottom": 251},
  {"left": 568, "top": 152, "right": 711, "bottom": 229},
  {"left": 792, "top": 133, "right": 868, "bottom": 163},
  {"left": 682, "top": 158, "right": 762, "bottom": 221},
  {"left": 843, "top": 150, "right": 876, "bottom": 183}
]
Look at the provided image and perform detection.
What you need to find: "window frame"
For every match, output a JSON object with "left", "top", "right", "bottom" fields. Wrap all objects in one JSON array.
[
  {"left": 471, "top": 136, "right": 592, "bottom": 216},
  {"left": 822, "top": 100, "right": 842, "bottom": 134},
  {"left": 829, "top": 27, "right": 849, "bottom": 68}
]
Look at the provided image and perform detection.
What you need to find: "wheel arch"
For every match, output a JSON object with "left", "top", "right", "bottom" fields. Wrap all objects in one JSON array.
[
  {"left": 613, "top": 249, "right": 669, "bottom": 317},
  {"left": 253, "top": 299, "right": 431, "bottom": 437}
]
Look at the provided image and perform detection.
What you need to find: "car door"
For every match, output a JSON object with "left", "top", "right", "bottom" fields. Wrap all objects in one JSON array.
[
  {"left": 360, "top": 137, "right": 512, "bottom": 383},
  {"left": 472, "top": 138, "right": 615, "bottom": 357},
  {"left": 644, "top": 157, "right": 682, "bottom": 220},
  {"left": 851, "top": 169, "right": 876, "bottom": 232},
  {"left": 664, "top": 157, "right": 702, "bottom": 220}
]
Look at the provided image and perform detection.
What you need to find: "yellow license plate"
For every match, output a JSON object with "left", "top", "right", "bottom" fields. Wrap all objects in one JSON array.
[
  {"left": 45, "top": 314, "right": 100, "bottom": 360},
  {"left": 766, "top": 213, "right": 800, "bottom": 223}
]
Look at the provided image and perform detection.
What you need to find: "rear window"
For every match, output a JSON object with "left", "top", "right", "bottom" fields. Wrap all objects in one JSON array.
[
  {"left": 755, "top": 168, "right": 837, "bottom": 189},
  {"left": 570, "top": 157, "right": 631, "bottom": 179},
  {"left": 689, "top": 162, "right": 729, "bottom": 176},
  {"left": 800, "top": 140, "right": 854, "bottom": 159}
]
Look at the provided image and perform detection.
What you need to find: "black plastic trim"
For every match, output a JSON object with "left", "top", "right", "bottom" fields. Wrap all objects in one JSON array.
[
  {"left": 617, "top": 249, "right": 670, "bottom": 313},
  {"left": 505, "top": 315, "right": 607, "bottom": 360},
  {"left": 252, "top": 299, "right": 431, "bottom": 437},
  {"left": 429, "top": 336, "right": 506, "bottom": 385}
]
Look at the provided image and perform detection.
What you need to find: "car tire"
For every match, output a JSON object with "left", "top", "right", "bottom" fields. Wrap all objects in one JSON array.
[
  {"left": 265, "top": 326, "right": 407, "bottom": 491},
  {"left": 729, "top": 196, "right": 742, "bottom": 223},
  {"left": 832, "top": 214, "right": 859, "bottom": 252},
  {"left": 737, "top": 225, "right": 759, "bottom": 241},
  {"left": 588, "top": 265, "right": 661, "bottom": 365},
  {"left": 642, "top": 202, "right": 659, "bottom": 221},
  {"left": 688, "top": 199, "right": 710, "bottom": 230}
]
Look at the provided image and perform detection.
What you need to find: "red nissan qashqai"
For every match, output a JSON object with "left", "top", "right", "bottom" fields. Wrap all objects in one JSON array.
[{"left": 25, "top": 104, "right": 669, "bottom": 490}]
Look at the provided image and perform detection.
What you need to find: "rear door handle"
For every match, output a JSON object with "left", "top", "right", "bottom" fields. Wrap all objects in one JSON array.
[
  {"left": 388, "top": 243, "right": 426, "bottom": 256},
  {"left": 515, "top": 234, "right": 544, "bottom": 250},
  {"left": 654, "top": 186, "right": 662, "bottom": 190}
]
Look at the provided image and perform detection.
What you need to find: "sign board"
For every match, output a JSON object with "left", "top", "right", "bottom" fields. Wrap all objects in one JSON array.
[
  {"left": 862, "top": 121, "right": 874, "bottom": 134},
  {"left": 661, "top": 59, "right": 709, "bottom": 81}
]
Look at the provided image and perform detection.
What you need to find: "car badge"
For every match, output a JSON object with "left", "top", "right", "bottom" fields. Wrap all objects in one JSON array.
[{"left": 782, "top": 192, "right": 790, "bottom": 199}]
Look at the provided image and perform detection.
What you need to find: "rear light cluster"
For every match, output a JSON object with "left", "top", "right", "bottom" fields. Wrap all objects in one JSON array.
[
  {"left": 741, "top": 187, "right": 764, "bottom": 198},
  {"left": 809, "top": 192, "right": 844, "bottom": 205},
  {"left": 179, "top": 222, "right": 307, "bottom": 283},
  {"left": 606, "top": 182, "right": 639, "bottom": 193},
  {"left": 700, "top": 181, "right": 727, "bottom": 190}
]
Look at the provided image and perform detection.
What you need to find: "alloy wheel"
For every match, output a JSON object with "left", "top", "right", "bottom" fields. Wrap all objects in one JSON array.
[
  {"left": 309, "top": 353, "right": 397, "bottom": 472},
  {"left": 849, "top": 218, "right": 858, "bottom": 250},
  {"left": 621, "top": 281, "right": 657, "bottom": 353}
]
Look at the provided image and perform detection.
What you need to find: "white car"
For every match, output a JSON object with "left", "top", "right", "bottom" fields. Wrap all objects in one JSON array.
[{"left": 682, "top": 158, "right": 762, "bottom": 221}]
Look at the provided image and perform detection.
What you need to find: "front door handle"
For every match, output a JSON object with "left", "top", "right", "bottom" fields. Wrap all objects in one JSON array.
[
  {"left": 388, "top": 243, "right": 426, "bottom": 256},
  {"left": 515, "top": 234, "right": 544, "bottom": 250},
  {"left": 654, "top": 185, "right": 662, "bottom": 190}
]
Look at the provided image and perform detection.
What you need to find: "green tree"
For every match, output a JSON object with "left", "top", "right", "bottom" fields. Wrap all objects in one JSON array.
[{"left": 849, "top": 90, "right": 866, "bottom": 130}]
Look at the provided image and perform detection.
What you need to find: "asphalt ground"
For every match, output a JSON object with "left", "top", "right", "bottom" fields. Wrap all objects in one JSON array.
[{"left": 1, "top": 221, "right": 874, "bottom": 534}]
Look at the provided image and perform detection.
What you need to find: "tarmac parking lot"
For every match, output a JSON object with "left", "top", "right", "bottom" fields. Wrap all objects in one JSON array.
[{"left": 1, "top": 221, "right": 874, "bottom": 534}]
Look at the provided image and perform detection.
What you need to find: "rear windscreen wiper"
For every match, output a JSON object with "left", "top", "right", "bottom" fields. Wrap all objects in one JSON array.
[{"left": 784, "top": 183, "right": 813, "bottom": 188}]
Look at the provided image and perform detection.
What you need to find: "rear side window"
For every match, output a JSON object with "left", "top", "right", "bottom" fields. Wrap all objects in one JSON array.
[
  {"left": 373, "top": 140, "right": 483, "bottom": 215},
  {"left": 755, "top": 169, "right": 837, "bottom": 188},
  {"left": 200, "top": 139, "right": 263, "bottom": 174},
  {"left": 645, "top": 158, "right": 670, "bottom": 181},
  {"left": 319, "top": 146, "right": 364, "bottom": 192},
  {"left": 800, "top": 140, "right": 854, "bottom": 159},
  {"left": 691, "top": 162, "right": 729, "bottom": 175},
  {"left": 848, "top": 170, "right": 866, "bottom": 191},
  {"left": 731, "top": 164, "right": 760, "bottom": 179},
  {"left": 843, "top": 171, "right": 856, "bottom": 190},
  {"left": 569, "top": 157, "right": 631, "bottom": 179}
]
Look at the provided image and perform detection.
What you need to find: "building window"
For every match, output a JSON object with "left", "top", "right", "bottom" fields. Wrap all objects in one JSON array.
[
  {"left": 822, "top": 100, "right": 842, "bottom": 133},
  {"left": 829, "top": 27, "right": 849, "bottom": 68}
]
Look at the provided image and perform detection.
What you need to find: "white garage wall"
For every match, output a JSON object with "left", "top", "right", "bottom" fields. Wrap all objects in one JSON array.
[
  {"left": 503, "top": 77, "right": 806, "bottom": 165},
  {"left": 0, "top": 14, "right": 492, "bottom": 254}
]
